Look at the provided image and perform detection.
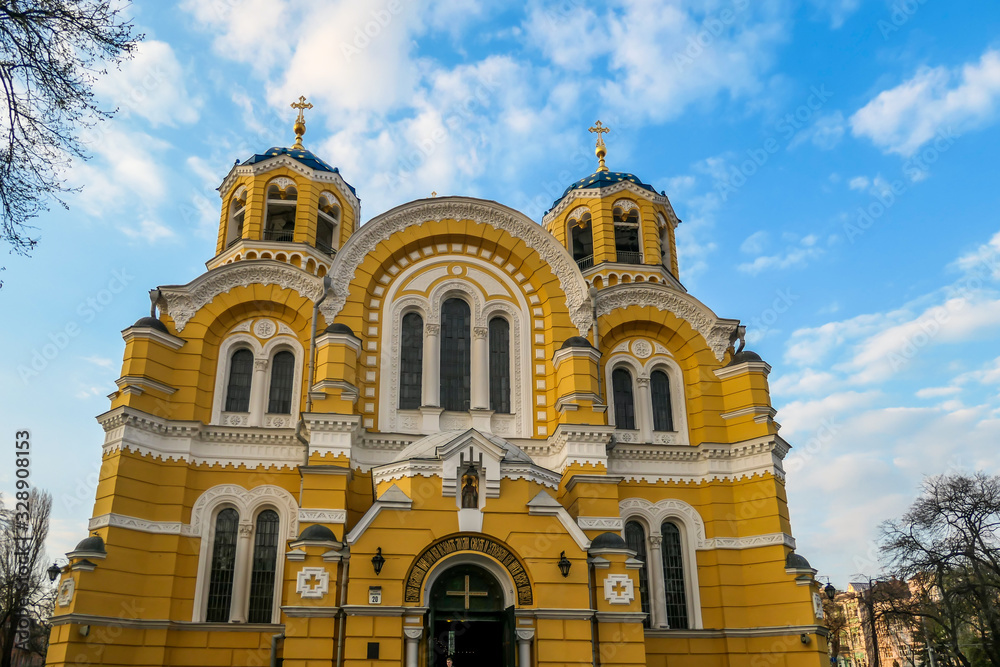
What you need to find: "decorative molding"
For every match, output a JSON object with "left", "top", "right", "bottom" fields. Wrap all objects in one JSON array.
[
  {"left": 219, "top": 155, "right": 361, "bottom": 216},
  {"left": 296, "top": 567, "right": 330, "bottom": 599},
  {"left": 613, "top": 198, "right": 638, "bottom": 213},
  {"left": 715, "top": 360, "right": 773, "bottom": 379},
  {"left": 596, "top": 285, "right": 739, "bottom": 361},
  {"left": 114, "top": 375, "right": 177, "bottom": 397},
  {"left": 577, "top": 516, "right": 624, "bottom": 531},
  {"left": 281, "top": 606, "right": 339, "bottom": 618},
  {"left": 631, "top": 339, "right": 652, "bottom": 359},
  {"left": 608, "top": 435, "right": 790, "bottom": 484},
  {"left": 89, "top": 513, "right": 182, "bottom": 535},
  {"left": 158, "top": 261, "right": 323, "bottom": 332},
  {"left": 542, "top": 180, "right": 678, "bottom": 225},
  {"left": 253, "top": 319, "right": 277, "bottom": 339},
  {"left": 644, "top": 625, "right": 829, "bottom": 640},
  {"left": 57, "top": 579, "right": 75, "bottom": 607},
  {"left": 189, "top": 484, "right": 299, "bottom": 539},
  {"left": 298, "top": 508, "right": 347, "bottom": 524},
  {"left": 327, "top": 197, "right": 593, "bottom": 335},
  {"left": 120, "top": 326, "right": 185, "bottom": 350}
]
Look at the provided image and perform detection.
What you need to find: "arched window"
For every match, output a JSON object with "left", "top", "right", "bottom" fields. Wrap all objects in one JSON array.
[
  {"left": 658, "top": 216, "right": 671, "bottom": 268},
  {"left": 267, "top": 351, "right": 295, "bottom": 414},
  {"left": 225, "top": 349, "right": 253, "bottom": 413},
  {"left": 316, "top": 193, "right": 341, "bottom": 255},
  {"left": 489, "top": 317, "right": 510, "bottom": 413},
  {"left": 570, "top": 212, "right": 594, "bottom": 269},
  {"left": 247, "top": 510, "right": 280, "bottom": 623},
  {"left": 651, "top": 370, "right": 674, "bottom": 431},
  {"left": 205, "top": 508, "right": 239, "bottom": 622},
  {"left": 399, "top": 313, "right": 423, "bottom": 409},
  {"left": 613, "top": 204, "right": 641, "bottom": 264},
  {"left": 226, "top": 189, "right": 247, "bottom": 247},
  {"left": 264, "top": 181, "right": 297, "bottom": 242},
  {"left": 440, "top": 298, "right": 471, "bottom": 411},
  {"left": 625, "top": 521, "right": 651, "bottom": 628},
  {"left": 612, "top": 367, "right": 636, "bottom": 430},
  {"left": 661, "top": 522, "right": 689, "bottom": 629}
]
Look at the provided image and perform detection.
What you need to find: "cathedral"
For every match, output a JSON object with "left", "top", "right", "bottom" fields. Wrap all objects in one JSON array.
[{"left": 45, "top": 102, "right": 829, "bottom": 667}]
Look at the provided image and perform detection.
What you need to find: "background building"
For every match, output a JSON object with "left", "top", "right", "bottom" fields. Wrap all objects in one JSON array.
[{"left": 44, "top": 108, "right": 829, "bottom": 667}]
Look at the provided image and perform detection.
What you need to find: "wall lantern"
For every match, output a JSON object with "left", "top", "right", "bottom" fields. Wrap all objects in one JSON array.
[
  {"left": 824, "top": 582, "right": 836, "bottom": 600},
  {"left": 47, "top": 562, "right": 62, "bottom": 582},
  {"left": 557, "top": 551, "right": 571, "bottom": 578},
  {"left": 371, "top": 547, "right": 385, "bottom": 576}
]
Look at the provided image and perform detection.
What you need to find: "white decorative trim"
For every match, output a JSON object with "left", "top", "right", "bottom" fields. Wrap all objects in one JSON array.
[
  {"left": 114, "top": 375, "right": 177, "bottom": 396},
  {"left": 89, "top": 513, "right": 182, "bottom": 535},
  {"left": 544, "top": 180, "right": 680, "bottom": 227},
  {"left": 209, "top": 332, "right": 305, "bottom": 427},
  {"left": 253, "top": 319, "right": 277, "bottom": 339},
  {"left": 158, "top": 261, "right": 323, "bottom": 332},
  {"left": 57, "top": 579, "right": 75, "bottom": 607},
  {"left": 121, "top": 326, "right": 185, "bottom": 350},
  {"left": 604, "top": 574, "right": 635, "bottom": 605},
  {"left": 613, "top": 198, "right": 639, "bottom": 213},
  {"left": 596, "top": 285, "right": 739, "bottom": 361},
  {"left": 328, "top": 197, "right": 593, "bottom": 335},
  {"left": 296, "top": 567, "right": 330, "bottom": 600},
  {"left": 578, "top": 516, "right": 624, "bottom": 531},
  {"left": 345, "top": 484, "right": 412, "bottom": 545},
  {"left": 298, "top": 509, "right": 347, "bottom": 524},
  {"left": 715, "top": 360, "right": 772, "bottom": 379},
  {"left": 219, "top": 155, "right": 361, "bottom": 216},
  {"left": 527, "top": 491, "right": 591, "bottom": 550},
  {"left": 609, "top": 434, "right": 789, "bottom": 484}
]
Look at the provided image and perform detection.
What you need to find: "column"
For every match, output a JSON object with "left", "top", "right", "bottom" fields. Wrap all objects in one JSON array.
[
  {"left": 404, "top": 627, "right": 423, "bottom": 667},
  {"left": 422, "top": 323, "right": 440, "bottom": 406},
  {"left": 515, "top": 628, "right": 534, "bottom": 667},
  {"left": 636, "top": 376, "right": 652, "bottom": 443},
  {"left": 229, "top": 521, "right": 254, "bottom": 622},
  {"left": 471, "top": 326, "right": 489, "bottom": 410},
  {"left": 647, "top": 534, "right": 669, "bottom": 628},
  {"left": 249, "top": 358, "right": 269, "bottom": 426}
]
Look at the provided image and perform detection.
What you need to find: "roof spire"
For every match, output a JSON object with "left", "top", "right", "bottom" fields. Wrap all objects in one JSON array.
[
  {"left": 588, "top": 120, "right": 610, "bottom": 172},
  {"left": 290, "top": 95, "right": 313, "bottom": 150}
]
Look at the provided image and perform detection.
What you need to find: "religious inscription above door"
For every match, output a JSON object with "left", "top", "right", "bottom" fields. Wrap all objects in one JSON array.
[{"left": 404, "top": 534, "right": 533, "bottom": 605}]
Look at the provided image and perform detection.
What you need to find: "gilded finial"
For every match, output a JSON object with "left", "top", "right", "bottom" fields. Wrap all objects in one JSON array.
[
  {"left": 290, "top": 96, "right": 313, "bottom": 150},
  {"left": 431, "top": 191, "right": 437, "bottom": 197},
  {"left": 588, "top": 120, "right": 610, "bottom": 172}
]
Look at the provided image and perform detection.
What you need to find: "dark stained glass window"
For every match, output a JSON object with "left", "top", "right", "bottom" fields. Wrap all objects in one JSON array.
[
  {"left": 225, "top": 349, "right": 253, "bottom": 412},
  {"left": 399, "top": 313, "right": 423, "bottom": 409},
  {"left": 206, "top": 508, "right": 238, "bottom": 622},
  {"left": 489, "top": 318, "right": 510, "bottom": 414},
  {"left": 625, "top": 521, "right": 651, "bottom": 628},
  {"left": 440, "top": 298, "right": 471, "bottom": 411},
  {"left": 651, "top": 370, "right": 674, "bottom": 432},
  {"left": 661, "top": 522, "right": 689, "bottom": 629},
  {"left": 248, "top": 510, "right": 279, "bottom": 623},
  {"left": 267, "top": 351, "right": 295, "bottom": 414},
  {"left": 612, "top": 368, "right": 636, "bottom": 430}
]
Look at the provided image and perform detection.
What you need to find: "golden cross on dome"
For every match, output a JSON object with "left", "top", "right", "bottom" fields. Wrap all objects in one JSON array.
[
  {"left": 290, "top": 96, "right": 313, "bottom": 149},
  {"left": 589, "top": 120, "right": 610, "bottom": 172}
]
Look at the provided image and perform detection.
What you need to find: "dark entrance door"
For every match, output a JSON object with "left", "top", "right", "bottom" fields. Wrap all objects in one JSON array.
[{"left": 428, "top": 564, "right": 510, "bottom": 667}]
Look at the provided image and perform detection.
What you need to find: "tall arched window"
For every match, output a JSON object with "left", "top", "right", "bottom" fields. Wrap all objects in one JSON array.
[
  {"left": 440, "top": 298, "right": 471, "bottom": 411},
  {"left": 267, "top": 351, "right": 295, "bottom": 414},
  {"left": 399, "top": 313, "right": 423, "bottom": 409},
  {"left": 264, "top": 182, "right": 297, "bottom": 242},
  {"left": 489, "top": 317, "right": 510, "bottom": 414},
  {"left": 612, "top": 368, "right": 636, "bottom": 430},
  {"left": 625, "top": 521, "right": 651, "bottom": 628},
  {"left": 570, "top": 213, "right": 594, "bottom": 269},
  {"left": 248, "top": 510, "right": 280, "bottom": 623},
  {"left": 651, "top": 370, "right": 674, "bottom": 432},
  {"left": 661, "top": 521, "right": 689, "bottom": 629},
  {"left": 316, "top": 193, "right": 341, "bottom": 255},
  {"left": 225, "top": 349, "right": 253, "bottom": 413},
  {"left": 613, "top": 204, "right": 642, "bottom": 264},
  {"left": 226, "top": 188, "right": 247, "bottom": 247},
  {"left": 205, "top": 508, "right": 239, "bottom": 622}
]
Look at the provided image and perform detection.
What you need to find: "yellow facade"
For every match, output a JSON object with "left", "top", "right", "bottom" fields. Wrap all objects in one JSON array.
[{"left": 46, "top": 124, "right": 828, "bottom": 667}]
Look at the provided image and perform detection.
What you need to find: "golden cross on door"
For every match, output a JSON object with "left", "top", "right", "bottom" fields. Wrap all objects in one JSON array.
[{"left": 446, "top": 575, "right": 489, "bottom": 610}]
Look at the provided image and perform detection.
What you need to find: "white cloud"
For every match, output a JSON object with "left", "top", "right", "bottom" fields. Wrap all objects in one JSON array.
[
  {"left": 851, "top": 49, "right": 1000, "bottom": 156},
  {"left": 915, "top": 386, "right": 961, "bottom": 398},
  {"left": 92, "top": 40, "right": 200, "bottom": 126},
  {"left": 738, "top": 234, "right": 825, "bottom": 274},
  {"left": 82, "top": 356, "right": 114, "bottom": 369},
  {"left": 70, "top": 128, "right": 172, "bottom": 215},
  {"left": 789, "top": 111, "right": 845, "bottom": 150},
  {"left": 848, "top": 176, "right": 870, "bottom": 191},
  {"left": 740, "top": 230, "right": 767, "bottom": 254},
  {"left": 810, "top": 0, "right": 861, "bottom": 29},
  {"left": 119, "top": 219, "right": 176, "bottom": 243},
  {"left": 954, "top": 229, "right": 1000, "bottom": 279}
]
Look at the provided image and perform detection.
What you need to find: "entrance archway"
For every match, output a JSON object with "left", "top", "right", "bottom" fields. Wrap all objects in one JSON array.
[{"left": 428, "top": 564, "right": 514, "bottom": 667}]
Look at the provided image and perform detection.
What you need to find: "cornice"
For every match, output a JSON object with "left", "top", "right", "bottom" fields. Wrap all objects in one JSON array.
[
  {"left": 609, "top": 435, "right": 790, "bottom": 484},
  {"left": 715, "top": 360, "right": 772, "bottom": 379},
  {"left": 206, "top": 239, "right": 335, "bottom": 273},
  {"left": 120, "top": 325, "right": 186, "bottom": 350},
  {"left": 218, "top": 155, "right": 360, "bottom": 212},
  {"left": 596, "top": 284, "right": 739, "bottom": 362},
  {"left": 542, "top": 180, "right": 677, "bottom": 224}
]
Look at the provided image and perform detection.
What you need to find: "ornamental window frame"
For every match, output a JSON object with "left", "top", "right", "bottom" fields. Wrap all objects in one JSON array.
[
  {"left": 211, "top": 331, "right": 305, "bottom": 428},
  {"left": 380, "top": 263, "right": 530, "bottom": 437},
  {"left": 316, "top": 191, "right": 342, "bottom": 255},
  {"left": 263, "top": 177, "right": 298, "bottom": 242},
  {"left": 604, "top": 352, "right": 689, "bottom": 446},
  {"left": 226, "top": 186, "right": 248, "bottom": 248},
  {"left": 567, "top": 206, "right": 594, "bottom": 270},
  {"left": 191, "top": 484, "right": 298, "bottom": 624},
  {"left": 612, "top": 198, "right": 642, "bottom": 264},
  {"left": 618, "top": 499, "right": 704, "bottom": 630}
]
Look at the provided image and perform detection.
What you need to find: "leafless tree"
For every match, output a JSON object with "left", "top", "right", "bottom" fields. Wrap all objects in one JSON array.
[
  {"left": 0, "top": 488, "right": 54, "bottom": 667},
  {"left": 881, "top": 473, "right": 1000, "bottom": 667},
  {"left": 0, "top": 1, "right": 142, "bottom": 283}
]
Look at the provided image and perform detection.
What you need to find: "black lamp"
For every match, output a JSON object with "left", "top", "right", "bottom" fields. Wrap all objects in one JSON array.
[
  {"left": 371, "top": 547, "right": 385, "bottom": 576},
  {"left": 47, "top": 562, "right": 62, "bottom": 583},
  {"left": 824, "top": 582, "right": 836, "bottom": 600},
  {"left": 557, "top": 551, "right": 571, "bottom": 577}
]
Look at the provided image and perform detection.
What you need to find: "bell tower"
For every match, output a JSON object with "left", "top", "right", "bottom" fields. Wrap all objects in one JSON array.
[
  {"left": 208, "top": 96, "right": 361, "bottom": 278},
  {"left": 543, "top": 122, "right": 682, "bottom": 290}
]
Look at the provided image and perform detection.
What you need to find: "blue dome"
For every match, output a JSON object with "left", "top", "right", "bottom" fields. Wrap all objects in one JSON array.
[
  {"left": 550, "top": 170, "right": 659, "bottom": 211},
  {"left": 242, "top": 147, "right": 358, "bottom": 197}
]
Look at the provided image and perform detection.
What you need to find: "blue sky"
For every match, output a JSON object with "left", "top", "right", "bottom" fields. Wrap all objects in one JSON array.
[{"left": 3, "top": 0, "right": 1000, "bottom": 589}]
